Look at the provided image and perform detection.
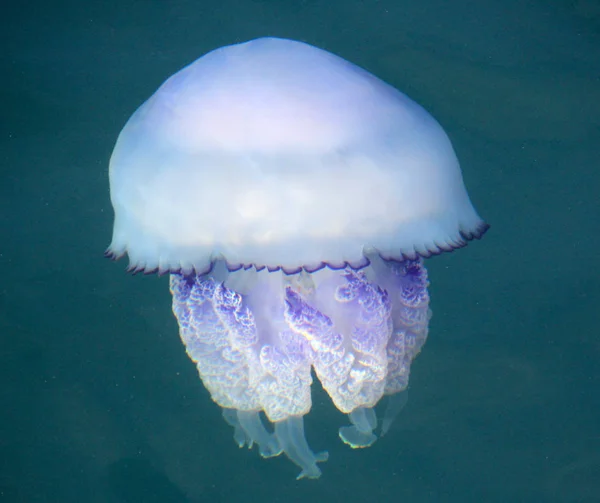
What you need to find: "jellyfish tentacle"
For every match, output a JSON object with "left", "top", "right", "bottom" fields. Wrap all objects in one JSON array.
[
  {"left": 170, "top": 274, "right": 260, "bottom": 410},
  {"left": 339, "top": 406, "right": 378, "bottom": 448},
  {"left": 235, "top": 410, "right": 282, "bottom": 458},
  {"left": 381, "top": 258, "right": 430, "bottom": 396},
  {"left": 380, "top": 389, "right": 409, "bottom": 438},
  {"left": 274, "top": 416, "right": 328, "bottom": 480},
  {"left": 172, "top": 260, "right": 432, "bottom": 475},
  {"left": 222, "top": 409, "right": 252, "bottom": 449}
]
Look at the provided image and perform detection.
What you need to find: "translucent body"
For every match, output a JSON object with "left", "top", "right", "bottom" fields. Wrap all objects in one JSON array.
[
  {"left": 107, "top": 37, "right": 487, "bottom": 274},
  {"left": 170, "top": 257, "right": 429, "bottom": 478},
  {"left": 106, "top": 37, "right": 488, "bottom": 478}
]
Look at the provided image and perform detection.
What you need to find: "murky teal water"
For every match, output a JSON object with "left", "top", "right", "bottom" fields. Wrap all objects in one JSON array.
[{"left": 1, "top": 1, "right": 598, "bottom": 501}]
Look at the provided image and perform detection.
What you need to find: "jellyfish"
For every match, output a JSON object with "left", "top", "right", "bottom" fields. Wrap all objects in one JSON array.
[{"left": 106, "top": 37, "right": 488, "bottom": 479}]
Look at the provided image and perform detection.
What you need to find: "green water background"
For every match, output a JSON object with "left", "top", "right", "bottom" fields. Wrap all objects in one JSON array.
[{"left": 1, "top": 0, "right": 599, "bottom": 501}]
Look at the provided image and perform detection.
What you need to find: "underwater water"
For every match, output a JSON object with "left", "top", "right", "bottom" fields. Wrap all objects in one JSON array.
[{"left": 1, "top": 0, "right": 599, "bottom": 501}]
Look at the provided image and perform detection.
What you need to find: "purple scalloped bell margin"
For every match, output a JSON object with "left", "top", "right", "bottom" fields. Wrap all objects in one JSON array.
[{"left": 104, "top": 221, "right": 489, "bottom": 276}]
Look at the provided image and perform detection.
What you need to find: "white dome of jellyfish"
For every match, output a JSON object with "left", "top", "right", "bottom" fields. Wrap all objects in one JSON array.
[{"left": 106, "top": 37, "right": 488, "bottom": 479}]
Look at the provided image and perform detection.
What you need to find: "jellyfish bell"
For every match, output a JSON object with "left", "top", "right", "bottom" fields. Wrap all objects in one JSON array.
[
  {"left": 107, "top": 37, "right": 488, "bottom": 479},
  {"left": 108, "top": 36, "right": 486, "bottom": 274}
]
